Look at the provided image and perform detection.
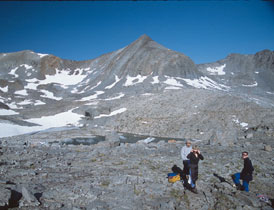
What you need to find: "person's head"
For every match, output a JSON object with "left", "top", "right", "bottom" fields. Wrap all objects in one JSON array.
[
  {"left": 186, "top": 140, "right": 192, "bottom": 148},
  {"left": 192, "top": 145, "right": 199, "bottom": 153},
  {"left": 242, "top": 151, "right": 249, "bottom": 159}
]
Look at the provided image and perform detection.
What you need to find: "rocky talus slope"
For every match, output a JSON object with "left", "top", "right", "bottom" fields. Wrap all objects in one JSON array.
[{"left": 0, "top": 129, "right": 273, "bottom": 209}]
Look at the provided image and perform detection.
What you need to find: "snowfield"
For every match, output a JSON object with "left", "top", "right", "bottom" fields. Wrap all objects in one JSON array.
[{"left": 0, "top": 108, "right": 83, "bottom": 138}]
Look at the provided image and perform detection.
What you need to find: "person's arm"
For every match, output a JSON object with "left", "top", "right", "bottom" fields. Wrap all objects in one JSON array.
[
  {"left": 181, "top": 147, "right": 186, "bottom": 160},
  {"left": 197, "top": 150, "right": 204, "bottom": 160},
  {"left": 187, "top": 152, "right": 193, "bottom": 160},
  {"left": 198, "top": 153, "right": 204, "bottom": 160},
  {"left": 246, "top": 159, "right": 254, "bottom": 173}
]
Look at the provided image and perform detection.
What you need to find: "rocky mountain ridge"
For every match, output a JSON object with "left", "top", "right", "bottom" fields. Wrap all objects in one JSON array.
[{"left": 0, "top": 34, "right": 274, "bottom": 141}]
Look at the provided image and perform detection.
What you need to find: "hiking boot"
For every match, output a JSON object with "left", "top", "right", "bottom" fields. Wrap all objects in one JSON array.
[
  {"left": 190, "top": 187, "right": 198, "bottom": 194},
  {"left": 239, "top": 185, "right": 245, "bottom": 191},
  {"left": 236, "top": 184, "right": 242, "bottom": 190}
]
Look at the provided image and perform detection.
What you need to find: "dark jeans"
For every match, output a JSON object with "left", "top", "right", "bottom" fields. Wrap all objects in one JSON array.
[{"left": 182, "top": 160, "right": 190, "bottom": 183}]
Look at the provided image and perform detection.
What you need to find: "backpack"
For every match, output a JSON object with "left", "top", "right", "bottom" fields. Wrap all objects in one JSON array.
[{"left": 167, "top": 173, "right": 181, "bottom": 183}]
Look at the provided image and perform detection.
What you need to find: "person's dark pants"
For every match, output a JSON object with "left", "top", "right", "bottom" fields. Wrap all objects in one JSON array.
[
  {"left": 182, "top": 160, "right": 190, "bottom": 184},
  {"left": 232, "top": 173, "right": 249, "bottom": 192}
]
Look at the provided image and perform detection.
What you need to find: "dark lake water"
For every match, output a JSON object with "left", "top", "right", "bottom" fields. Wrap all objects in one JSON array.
[{"left": 59, "top": 132, "right": 186, "bottom": 146}]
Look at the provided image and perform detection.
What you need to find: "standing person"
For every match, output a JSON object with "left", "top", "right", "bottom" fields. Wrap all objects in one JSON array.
[
  {"left": 180, "top": 140, "right": 192, "bottom": 185},
  {"left": 231, "top": 151, "right": 254, "bottom": 192},
  {"left": 187, "top": 145, "right": 204, "bottom": 193}
]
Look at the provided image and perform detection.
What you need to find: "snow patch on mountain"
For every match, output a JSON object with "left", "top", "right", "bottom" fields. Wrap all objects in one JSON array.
[
  {"left": 164, "top": 76, "right": 183, "bottom": 87},
  {"left": 17, "top": 100, "right": 33, "bottom": 105},
  {"left": 44, "top": 68, "right": 87, "bottom": 87},
  {"left": 182, "top": 76, "right": 229, "bottom": 90},
  {"left": 142, "top": 93, "right": 153, "bottom": 96},
  {"left": 40, "top": 90, "right": 62, "bottom": 100},
  {"left": 5, "top": 102, "right": 21, "bottom": 109},
  {"left": 165, "top": 86, "right": 182, "bottom": 90},
  {"left": 94, "top": 107, "right": 127, "bottom": 119},
  {"left": 104, "top": 93, "right": 125, "bottom": 101},
  {"left": 9, "top": 67, "right": 19, "bottom": 77},
  {"left": 34, "top": 100, "right": 46, "bottom": 105},
  {"left": 151, "top": 76, "right": 159, "bottom": 84},
  {"left": 232, "top": 117, "right": 248, "bottom": 128},
  {"left": 124, "top": 75, "right": 148, "bottom": 86},
  {"left": 21, "top": 64, "right": 33, "bottom": 70},
  {"left": 206, "top": 64, "right": 226, "bottom": 75},
  {"left": 0, "top": 86, "right": 8, "bottom": 92},
  {"left": 105, "top": 75, "right": 121, "bottom": 89},
  {"left": 27, "top": 109, "right": 82, "bottom": 128},
  {"left": 25, "top": 81, "right": 40, "bottom": 90},
  {"left": 79, "top": 91, "right": 104, "bottom": 101},
  {"left": 14, "top": 89, "right": 28, "bottom": 96},
  {"left": 75, "top": 81, "right": 102, "bottom": 94},
  {"left": 37, "top": 53, "right": 48, "bottom": 58}
]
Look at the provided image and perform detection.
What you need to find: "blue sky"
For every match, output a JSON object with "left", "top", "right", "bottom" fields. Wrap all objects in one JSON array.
[{"left": 0, "top": 1, "right": 274, "bottom": 64}]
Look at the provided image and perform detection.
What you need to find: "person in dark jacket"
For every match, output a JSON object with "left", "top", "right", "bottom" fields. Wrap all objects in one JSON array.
[
  {"left": 231, "top": 151, "right": 254, "bottom": 192},
  {"left": 187, "top": 145, "right": 204, "bottom": 193}
]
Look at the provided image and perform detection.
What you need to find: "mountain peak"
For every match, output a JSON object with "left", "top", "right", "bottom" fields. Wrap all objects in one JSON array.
[{"left": 137, "top": 34, "right": 153, "bottom": 42}]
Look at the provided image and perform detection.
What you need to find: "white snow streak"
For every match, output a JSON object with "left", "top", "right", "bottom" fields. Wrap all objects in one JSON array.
[
  {"left": 105, "top": 75, "right": 121, "bottom": 89},
  {"left": 165, "top": 86, "right": 182, "bottom": 90},
  {"left": 104, "top": 93, "right": 125, "bottom": 101},
  {"left": 142, "top": 93, "right": 153, "bottom": 96},
  {"left": 37, "top": 53, "right": 48, "bottom": 58},
  {"left": 79, "top": 91, "right": 104, "bottom": 101},
  {"left": 17, "top": 100, "right": 33, "bottom": 105},
  {"left": 34, "top": 100, "right": 46, "bottom": 105},
  {"left": 94, "top": 108, "right": 127, "bottom": 119}
]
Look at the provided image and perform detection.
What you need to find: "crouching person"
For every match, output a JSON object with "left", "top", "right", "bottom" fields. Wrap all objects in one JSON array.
[
  {"left": 232, "top": 151, "right": 254, "bottom": 192},
  {"left": 187, "top": 145, "right": 204, "bottom": 193}
]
